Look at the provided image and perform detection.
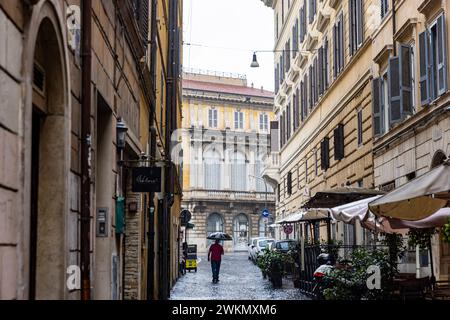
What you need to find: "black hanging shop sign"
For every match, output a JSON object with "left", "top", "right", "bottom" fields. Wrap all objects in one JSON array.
[{"left": 132, "top": 167, "right": 162, "bottom": 192}]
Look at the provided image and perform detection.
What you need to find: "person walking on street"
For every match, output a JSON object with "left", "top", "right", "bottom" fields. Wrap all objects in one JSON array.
[{"left": 208, "top": 239, "right": 224, "bottom": 283}]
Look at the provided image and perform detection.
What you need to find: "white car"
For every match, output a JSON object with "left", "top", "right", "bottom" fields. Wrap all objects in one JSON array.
[{"left": 250, "top": 238, "right": 275, "bottom": 262}]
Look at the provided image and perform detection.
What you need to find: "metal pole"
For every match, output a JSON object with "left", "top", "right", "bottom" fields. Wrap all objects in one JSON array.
[{"left": 80, "top": 0, "right": 92, "bottom": 301}]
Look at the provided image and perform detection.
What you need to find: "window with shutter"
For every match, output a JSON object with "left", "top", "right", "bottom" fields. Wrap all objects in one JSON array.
[
  {"left": 318, "top": 47, "right": 323, "bottom": 96},
  {"left": 388, "top": 57, "right": 402, "bottom": 125},
  {"left": 372, "top": 78, "right": 383, "bottom": 136},
  {"left": 309, "top": 66, "right": 313, "bottom": 109},
  {"left": 293, "top": 20, "right": 299, "bottom": 53},
  {"left": 300, "top": 80, "right": 305, "bottom": 122},
  {"left": 381, "top": 0, "right": 389, "bottom": 19},
  {"left": 400, "top": 44, "right": 413, "bottom": 115},
  {"left": 294, "top": 88, "right": 300, "bottom": 130},
  {"left": 436, "top": 14, "right": 447, "bottom": 96},
  {"left": 321, "top": 137, "right": 330, "bottom": 170},
  {"left": 280, "top": 113, "right": 284, "bottom": 147},
  {"left": 334, "top": 13, "right": 344, "bottom": 77},
  {"left": 287, "top": 172, "right": 292, "bottom": 196},
  {"left": 137, "top": 0, "right": 149, "bottom": 45},
  {"left": 323, "top": 38, "right": 329, "bottom": 90},
  {"left": 334, "top": 124, "right": 345, "bottom": 160},
  {"left": 357, "top": 109, "right": 363, "bottom": 146},
  {"left": 349, "top": 0, "right": 363, "bottom": 56},
  {"left": 419, "top": 30, "right": 430, "bottom": 105},
  {"left": 287, "top": 103, "right": 291, "bottom": 140}
]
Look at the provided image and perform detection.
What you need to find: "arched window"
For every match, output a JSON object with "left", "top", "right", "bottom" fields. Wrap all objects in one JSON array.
[
  {"left": 231, "top": 151, "right": 247, "bottom": 191},
  {"left": 204, "top": 149, "right": 221, "bottom": 189},
  {"left": 431, "top": 150, "right": 447, "bottom": 169}
]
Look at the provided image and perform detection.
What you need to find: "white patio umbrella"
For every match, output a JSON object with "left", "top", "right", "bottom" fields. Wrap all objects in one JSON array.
[
  {"left": 329, "top": 195, "right": 408, "bottom": 234},
  {"left": 369, "top": 161, "right": 450, "bottom": 220}
]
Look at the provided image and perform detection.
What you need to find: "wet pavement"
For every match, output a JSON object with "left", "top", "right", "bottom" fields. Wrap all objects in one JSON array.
[{"left": 170, "top": 252, "right": 309, "bottom": 300}]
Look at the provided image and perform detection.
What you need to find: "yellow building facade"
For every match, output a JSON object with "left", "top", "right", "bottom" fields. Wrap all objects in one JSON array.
[{"left": 181, "top": 70, "right": 276, "bottom": 253}]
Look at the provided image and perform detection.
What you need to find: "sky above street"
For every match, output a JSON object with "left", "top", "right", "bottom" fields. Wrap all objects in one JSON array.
[{"left": 183, "top": 0, "right": 275, "bottom": 92}]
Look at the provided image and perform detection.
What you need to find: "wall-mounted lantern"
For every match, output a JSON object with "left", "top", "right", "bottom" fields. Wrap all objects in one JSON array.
[{"left": 116, "top": 118, "right": 128, "bottom": 150}]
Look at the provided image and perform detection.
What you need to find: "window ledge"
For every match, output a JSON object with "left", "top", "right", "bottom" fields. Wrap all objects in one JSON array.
[{"left": 394, "top": 18, "right": 418, "bottom": 43}]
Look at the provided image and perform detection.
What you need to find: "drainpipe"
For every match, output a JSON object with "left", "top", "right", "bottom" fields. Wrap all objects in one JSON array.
[
  {"left": 147, "top": 0, "right": 158, "bottom": 300},
  {"left": 162, "top": 0, "right": 178, "bottom": 299},
  {"left": 392, "top": 1, "right": 397, "bottom": 56},
  {"left": 80, "top": 0, "right": 92, "bottom": 300}
]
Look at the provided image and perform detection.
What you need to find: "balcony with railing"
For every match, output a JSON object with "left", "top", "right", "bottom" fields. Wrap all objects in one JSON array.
[
  {"left": 183, "top": 189, "right": 275, "bottom": 203},
  {"left": 261, "top": 152, "right": 280, "bottom": 188}
]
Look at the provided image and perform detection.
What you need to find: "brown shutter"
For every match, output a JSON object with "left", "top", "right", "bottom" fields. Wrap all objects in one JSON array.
[
  {"left": 334, "top": 124, "right": 344, "bottom": 160},
  {"left": 321, "top": 137, "right": 330, "bottom": 170}
]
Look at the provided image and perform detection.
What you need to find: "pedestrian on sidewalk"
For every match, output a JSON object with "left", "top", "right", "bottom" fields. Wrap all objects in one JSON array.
[{"left": 208, "top": 239, "right": 224, "bottom": 283}]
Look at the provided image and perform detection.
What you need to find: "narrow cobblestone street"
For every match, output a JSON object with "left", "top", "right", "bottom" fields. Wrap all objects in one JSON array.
[{"left": 170, "top": 253, "right": 309, "bottom": 300}]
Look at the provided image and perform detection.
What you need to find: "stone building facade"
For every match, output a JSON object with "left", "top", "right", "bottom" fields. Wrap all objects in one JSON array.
[
  {"left": 0, "top": 0, "right": 182, "bottom": 300},
  {"left": 371, "top": 0, "right": 450, "bottom": 281},
  {"left": 181, "top": 70, "right": 276, "bottom": 253},
  {"left": 262, "top": 0, "right": 450, "bottom": 280},
  {"left": 262, "top": 0, "right": 377, "bottom": 246}
]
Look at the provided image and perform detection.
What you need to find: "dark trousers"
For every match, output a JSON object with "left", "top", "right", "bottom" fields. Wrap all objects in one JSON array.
[{"left": 211, "top": 260, "right": 221, "bottom": 280}]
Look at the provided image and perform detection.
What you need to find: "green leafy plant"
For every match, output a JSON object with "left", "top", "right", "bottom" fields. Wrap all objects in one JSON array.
[
  {"left": 256, "top": 249, "right": 294, "bottom": 286},
  {"left": 381, "top": 233, "right": 406, "bottom": 270},
  {"left": 322, "top": 248, "right": 397, "bottom": 300},
  {"left": 321, "top": 239, "right": 343, "bottom": 263},
  {"left": 441, "top": 218, "right": 450, "bottom": 244},
  {"left": 407, "top": 228, "right": 438, "bottom": 250}
]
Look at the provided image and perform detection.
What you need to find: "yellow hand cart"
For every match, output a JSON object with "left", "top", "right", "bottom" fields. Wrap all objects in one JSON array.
[{"left": 185, "top": 244, "right": 197, "bottom": 272}]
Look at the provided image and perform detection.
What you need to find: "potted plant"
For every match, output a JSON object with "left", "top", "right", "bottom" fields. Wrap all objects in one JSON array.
[{"left": 256, "top": 251, "right": 269, "bottom": 279}]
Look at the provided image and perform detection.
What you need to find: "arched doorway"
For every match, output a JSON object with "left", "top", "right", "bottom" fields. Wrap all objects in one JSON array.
[
  {"left": 26, "top": 6, "right": 70, "bottom": 300},
  {"left": 233, "top": 214, "right": 249, "bottom": 251},
  {"left": 206, "top": 213, "right": 224, "bottom": 246}
]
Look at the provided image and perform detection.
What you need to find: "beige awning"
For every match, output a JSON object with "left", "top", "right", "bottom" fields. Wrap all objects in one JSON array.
[
  {"left": 369, "top": 161, "right": 450, "bottom": 220},
  {"left": 300, "top": 209, "right": 329, "bottom": 221}
]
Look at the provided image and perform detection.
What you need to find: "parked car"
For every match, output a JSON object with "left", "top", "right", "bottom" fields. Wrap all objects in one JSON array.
[
  {"left": 250, "top": 238, "right": 275, "bottom": 262},
  {"left": 271, "top": 239, "right": 298, "bottom": 254}
]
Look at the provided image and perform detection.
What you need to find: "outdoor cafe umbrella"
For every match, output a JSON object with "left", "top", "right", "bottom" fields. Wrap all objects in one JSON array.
[
  {"left": 369, "top": 160, "right": 450, "bottom": 221},
  {"left": 329, "top": 195, "right": 408, "bottom": 234},
  {"left": 207, "top": 232, "right": 233, "bottom": 241}
]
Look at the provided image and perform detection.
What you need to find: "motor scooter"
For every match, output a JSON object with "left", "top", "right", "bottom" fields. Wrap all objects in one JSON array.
[{"left": 312, "top": 252, "right": 334, "bottom": 300}]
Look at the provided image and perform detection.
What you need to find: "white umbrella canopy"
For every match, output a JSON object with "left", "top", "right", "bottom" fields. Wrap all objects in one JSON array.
[
  {"left": 387, "top": 207, "right": 450, "bottom": 229},
  {"left": 329, "top": 196, "right": 407, "bottom": 234},
  {"left": 330, "top": 196, "right": 382, "bottom": 224},
  {"left": 369, "top": 161, "right": 450, "bottom": 220}
]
